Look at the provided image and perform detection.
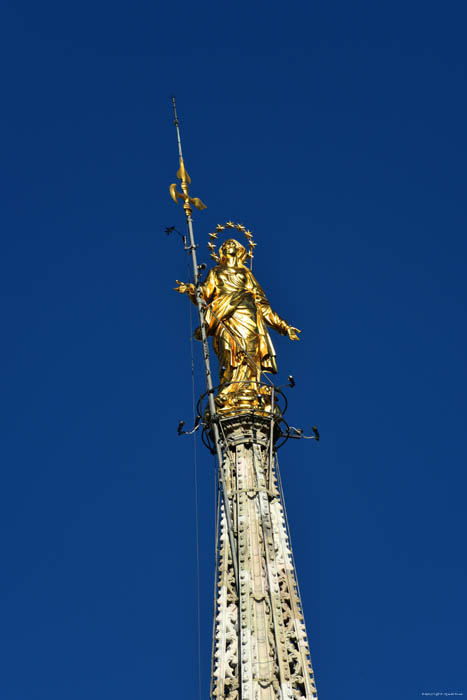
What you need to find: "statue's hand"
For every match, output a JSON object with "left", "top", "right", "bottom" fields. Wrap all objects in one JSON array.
[
  {"left": 174, "top": 280, "right": 195, "bottom": 296},
  {"left": 287, "top": 326, "right": 301, "bottom": 341}
]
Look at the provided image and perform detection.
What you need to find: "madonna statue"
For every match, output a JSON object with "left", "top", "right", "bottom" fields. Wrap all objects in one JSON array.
[{"left": 175, "top": 238, "right": 300, "bottom": 414}]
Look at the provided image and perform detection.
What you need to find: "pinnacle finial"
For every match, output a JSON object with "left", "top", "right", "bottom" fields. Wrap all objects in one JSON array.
[{"left": 169, "top": 97, "right": 207, "bottom": 216}]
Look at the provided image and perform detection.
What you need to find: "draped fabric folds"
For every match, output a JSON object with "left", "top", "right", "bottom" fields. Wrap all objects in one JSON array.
[{"left": 195, "top": 262, "right": 290, "bottom": 412}]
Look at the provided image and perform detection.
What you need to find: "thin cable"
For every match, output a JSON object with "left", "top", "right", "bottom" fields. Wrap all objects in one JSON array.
[
  {"left": 210, "top": 458, "right": 220, "bottom": 698},
  {"left": 275, "top": 450, "right": 317, "bottom": 691},
  {"left": 275, "top": 452, "right": 306, "bottom": 620},
  {"left": 188, "top": 263, "right": 202, "bottom": 700}
]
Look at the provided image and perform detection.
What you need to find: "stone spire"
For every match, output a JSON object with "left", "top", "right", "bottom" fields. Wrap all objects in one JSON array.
[
  {"left": 169, "top": 98, "right": 319, "bottom": 699},
  {"left": 211, "top": 415, "right": 318, "bottom": 699}
]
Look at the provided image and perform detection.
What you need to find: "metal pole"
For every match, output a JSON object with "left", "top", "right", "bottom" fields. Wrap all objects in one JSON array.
[
  {"left": 268, "top": 387, "right": 275, "bottom": 489},
  {"left": 172, "top": 98, "right": 239, "bottom": 588},
  {"left": 185, "top": 213, "right": 239, "bottom": 587}
]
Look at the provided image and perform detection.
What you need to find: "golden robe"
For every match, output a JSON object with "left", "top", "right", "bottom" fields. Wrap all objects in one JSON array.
[{"left": 197, "top": 263, "right": 290, "bottom": 410}]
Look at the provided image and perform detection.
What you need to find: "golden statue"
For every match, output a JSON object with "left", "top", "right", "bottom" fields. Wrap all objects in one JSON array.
[{"left": 175, "top": 237, "right": 300, "bottom": 414}]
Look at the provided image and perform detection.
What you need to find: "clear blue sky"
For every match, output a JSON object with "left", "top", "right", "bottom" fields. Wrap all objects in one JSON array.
[{"left": 1, "top": 1, "right": 466, "bottom": 698}]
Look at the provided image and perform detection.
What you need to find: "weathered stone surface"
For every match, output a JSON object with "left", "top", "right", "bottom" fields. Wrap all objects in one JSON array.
[{"left": 211, "top": 415, "right": 318, "bottom": 700}]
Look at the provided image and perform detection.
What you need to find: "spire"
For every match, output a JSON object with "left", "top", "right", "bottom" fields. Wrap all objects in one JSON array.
[{"left": 168, "top": 99, "right": 319, "bottom": 699}]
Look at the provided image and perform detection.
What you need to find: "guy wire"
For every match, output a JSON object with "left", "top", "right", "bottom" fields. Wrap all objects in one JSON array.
[
  {"left": 210, "top": 456, "right": 220, "bottom": 698},
  {"left": 275, "top": 452, "right": 308, "bottom": 629},
  {"left": 187, "top": 255, "right": 202, "bottom": 700}
]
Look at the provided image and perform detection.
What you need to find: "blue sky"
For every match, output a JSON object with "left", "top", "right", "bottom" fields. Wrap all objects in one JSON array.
[{"left": 1, "top": 1, "right": 466, "bottom": 698}]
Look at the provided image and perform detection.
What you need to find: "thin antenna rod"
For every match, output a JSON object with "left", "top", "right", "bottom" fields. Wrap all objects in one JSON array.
[
  {"left": 169, "top": 98, "right": 240, "bottom": 590},
  {"left": 172, "top": 96, "right": 184, "bottom": 162}
]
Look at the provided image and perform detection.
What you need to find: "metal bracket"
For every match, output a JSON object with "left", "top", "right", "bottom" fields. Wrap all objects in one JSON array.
[
  {"left": 177, "top": 416, "right": 202, "bottom": 436},
  {"left": 281, "top": 425, "right": 320, "bottom": 441},
  {"left": 277, "top": 374, "right": 296, "bottom": 391},
  {"left": 164, "top": 225, "right": 187, "bottom": 248}
]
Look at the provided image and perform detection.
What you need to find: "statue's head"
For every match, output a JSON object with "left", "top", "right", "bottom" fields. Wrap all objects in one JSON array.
[{"left": 219, "top": 238, "right": 247, "bottom": 266}]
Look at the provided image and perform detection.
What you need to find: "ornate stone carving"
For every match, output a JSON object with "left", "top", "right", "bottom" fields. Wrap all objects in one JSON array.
[{"left": 211, "top": 416, "right": 318, "bottom": 700}]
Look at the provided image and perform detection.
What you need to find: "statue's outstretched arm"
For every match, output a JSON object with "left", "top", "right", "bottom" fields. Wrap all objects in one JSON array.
[
  {"left": 174, "top": 269, "right": 218, "bottom": 306},
  {"left": 251, "top": 273, "right": 301, "bottom": 341},
  {"left": 174, "top": 280, "right": 196, "bottom": 304}
]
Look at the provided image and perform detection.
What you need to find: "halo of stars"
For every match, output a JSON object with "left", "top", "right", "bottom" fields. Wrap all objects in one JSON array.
[{"left": 207, "top": 221, "right": 257, "bottom": 266}]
